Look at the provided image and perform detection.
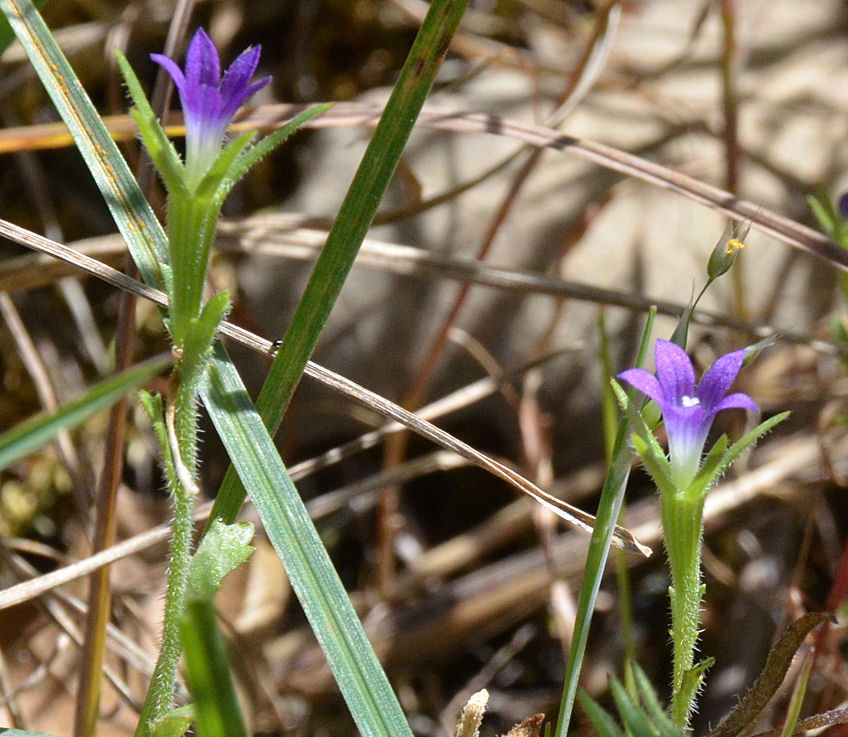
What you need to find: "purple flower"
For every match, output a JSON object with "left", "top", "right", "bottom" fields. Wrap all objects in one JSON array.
[
  {"left": 152, "top": 28, "right": 270, "bottom": 187},
  {"left": 619, "top": 339, "right": 758, "bottom": 487},
  {"left": 838, "top": 192, "right": 848, "bottom": 220}
]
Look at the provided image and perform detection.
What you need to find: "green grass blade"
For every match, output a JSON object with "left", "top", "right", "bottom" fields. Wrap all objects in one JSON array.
[
  {"left": 201, "top": 343, "right": 415, "bottom": 737},
  {"left": 207, "top": 0, "right": 469, "bottom": 525},
  {"left": 554, "top": 307, "right": 657, "bottom": 737},
  {"left": 0, "top": 355, "right": 169, "bottom": 472},
  {"left": 0, "top": 0, "right": 43, "bottom": 55},
  {"left": 181, "top": 598, "right": 248, "bottom": 737}
]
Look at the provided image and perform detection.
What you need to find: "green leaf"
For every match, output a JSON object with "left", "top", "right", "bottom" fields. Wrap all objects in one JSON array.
[
  {"left": 0, "top": 0, "right": 43, "bottom": 55},
  {"left": 207, "top": 0, "right": 470, "bottom": 526},
  {"left": 150, "top": 705, "right": 195, "bottom": 737},
  {"left": 0, "top": 355, "right": 170, "bottom": 472},
  {"left": 677, "top": 657, "right": 714, "bottom": 720},
  {"left": 181, "top": 598, "right": 248, "bottom": 737},
  {"left": 200, "top": 343, "right": 415, "bottom": 737},
  {"left": 715, "top": 411, "right": 790, "bottom": 480},
  {"left": 631, "top": 664, "right": 680, "bottom": 737},
  {"left": 0, "top": 730, "right": 63, "bottom": 737},
  {"left": 807, "top": 194, "right": 837, "bottom": 239},
  {"left": 188, "top": 518, "right": 255, "bottom": 601},
  {"left": 609, "top": 677, "right": 658, "bottom": 737},
  {"left": 577, "top": 691, "right": 624, "bottom": 737},
  {"left": 139, "top": 389, "right": 177, "bottom": 488},
  {"left": 180, "top": 290, "right": 231, "bottom": 392}
]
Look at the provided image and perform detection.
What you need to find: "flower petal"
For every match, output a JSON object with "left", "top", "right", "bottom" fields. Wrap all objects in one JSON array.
[
  {"left": 220, "top": 45, "right": 262, "bottom": 100},
  {"left": 185, "top": 28, "right": 220, "bottom": 89},
  {"left": 697, "top": 349, "right": 745, "bottom": 411},
  {"left": 150, "top": 53, "right": 186, "bottom": 90},
  {"left": 712, "top": 392, "right": 758, "bottom": 414},
  {"left": 618, "top": 368, "right": 665, "bottom": 405},
  {"left": 654, "top": 339, "right": 695, "bottom": 403}
]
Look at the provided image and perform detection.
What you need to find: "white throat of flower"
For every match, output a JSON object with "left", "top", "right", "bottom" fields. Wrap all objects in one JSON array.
[{"left": 681, "top": 395, "right": 700, "bottom": 407}]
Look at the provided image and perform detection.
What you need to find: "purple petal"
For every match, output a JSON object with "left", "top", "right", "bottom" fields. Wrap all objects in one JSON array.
[
  {"left": 712, "top": 392, "right": 758, "bottom": 414},
  {"left": 697, "top": 349, "right": 745, "bottom": 411},
  {"left": 220, "top": 45, "right": 262, "bottom": 101},
  {"left": 654, "top": 339, "right": 695, "bottom": 403},
  {"left": 150, "top": 53, "right": 186, "bottom": 90},
  {"left": 185, "top": 28, "right": 220, "bottom": 89},
  {"left": 839, "top": 192, "right": 848, "bottom": 220},
  {"left": 219, "top": 75, "right": 270, "bottom": 122},
  {"left": 618, "top": 368, "right": 665, "bottom": 405}
]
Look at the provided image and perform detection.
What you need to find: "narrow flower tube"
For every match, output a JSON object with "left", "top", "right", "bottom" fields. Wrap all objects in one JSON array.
[
  {"left": 151, "top": 28, "right": 270, "bottom": 188},
  {"left": 618, "top": 339, "right": 758, "bottom": 488}
]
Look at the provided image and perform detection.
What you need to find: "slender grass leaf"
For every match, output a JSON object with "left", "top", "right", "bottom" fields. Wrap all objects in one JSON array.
[
  {"left": 181, "top": 598, "right": 248, "bottom": 737},
  {"left": 0, "top": 355, "right": 169, "bottom": 472},
  {"left": 201, "top": 342, "right": 415, "bottom": 737},
  {"left": 554, "top": 308, "right": 656, "bottom": 737}
]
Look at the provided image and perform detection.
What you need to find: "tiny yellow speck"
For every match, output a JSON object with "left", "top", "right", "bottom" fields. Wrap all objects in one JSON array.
[{"left": 725, "top": 238, "right": 745, "bottom": 255}]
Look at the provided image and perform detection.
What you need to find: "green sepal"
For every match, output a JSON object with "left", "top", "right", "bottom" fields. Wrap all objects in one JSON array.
[
  {"left": 612, "top": 380, "right": 677, "bottom": 494},
  {"left": 195, "top": 130, "right": 256, "bottom": 201},
  {"left": 179, "top": 290, "right": 231, "bottom": 392},
  {"left": 188, "top": 517, "right": 255, "bottom": 601},
  {"left": 686, "top": 434, "right": 729, "bottom": 499},
  {"left": 212, "top": 103, "right": 332, "bottom": 206},
  {"left": 716, "top": 411, "right": 790, "bottom": 479},
  {"left": 668, "top": 290, "right": 697, "bottom": 351},
  {"left": 577, "top": 690, "right": 625, "bottom": 737},
  {"left": 612, "top": 380, "right": 669, "bottom": 468},
  {"left": 115, "top": 50, "right": 187, "bottom": 198},
  {"left": 150, "top": 705, "right": 195, "bottom": 737}
]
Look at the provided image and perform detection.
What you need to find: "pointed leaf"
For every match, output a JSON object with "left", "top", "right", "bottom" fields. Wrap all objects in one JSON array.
[
  {"left": 577, "top": 691, "right": 625, "bottom": 737},
  {"left": 188, "top": 518, "right": 255, "bottom": 601},
  {"left": 715, "top": 411, "right": 790, "bottom": 479},
  {"left": 150, "top": 705, "right": 195, "bottom": 737},
  {"left": 631, "top": 664, "right": 680, "bottom": 737},
  {"left": 211, "top": 104, "right": 331, "bottom": 206},
  {"left": 609, "top": 677, "right": 659, "bottom": 737},
  {"left": 0, "top": 355, "right": 170, "bottom": 472}
]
